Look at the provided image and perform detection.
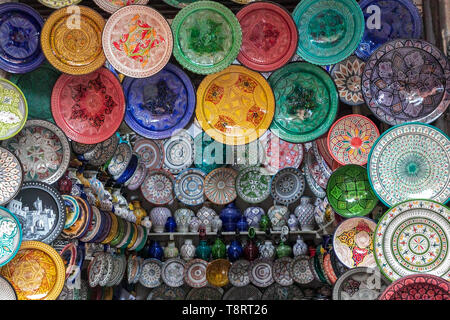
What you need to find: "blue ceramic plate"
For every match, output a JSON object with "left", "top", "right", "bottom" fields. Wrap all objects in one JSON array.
[
  {"left": 356, "top": 0, "right": 422, "bottom": 61},
  {"left": 123, "top": 63, "right": 195, "bottom": 139},
  {"left": 0, "top": 3, "right": 45, "bottom": 73}
]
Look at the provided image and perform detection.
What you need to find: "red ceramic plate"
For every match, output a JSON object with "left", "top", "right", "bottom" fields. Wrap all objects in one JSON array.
[
  {"left": 315, "top": 134, "right": 342, "bottom": 171},
  {"left": 51, "top": 67, "right": 125, "bottom": 144},
  {"left": 379, "top": 274, "right": 450, "bottom": 300},
  {"left": 236, "top": 1, "right": 298, "bottom": 72}
]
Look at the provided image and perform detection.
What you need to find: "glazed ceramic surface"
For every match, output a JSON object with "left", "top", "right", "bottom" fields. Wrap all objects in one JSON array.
[
  {"left": 228, "top": 259, "right": 250, "bottom": 287},
  {"left": 0, "top": 147, "right": 23, "bottom": 205},
  {"left": 62, "top": 195, "right": 80, "bottom": 230},
  {"left": 249, "top": 258, "right": 274, "bottom": 288},
  {"left": 133, "top": 138, "right": 163, "bottom": 170},
  {"left": 272, "top": 257, "right": 293, "bottom": 286},
  {"left": 161, "top": 258, "right": 185, "bottom": 287},
  {"left": 141, "top": 170, "right": 174, "bottom": 205},
  {"left": 236, "top": 166, "right": 271, "bottom": 204},
  {"left": 147, "top": 283, "right": 186, "bottom": 300},
  {"left": 185, "top": 285, "right": 223, "bottom": 300},
  {"left": 261, "top": 132, "right": 304, "bottom": 175},
  {"left": 184, "top": 258, "right": 208, "bottom": 288},
  {"left": 206, "top": 259, "right": 231, "bottom": 287},
  {"left": 93, "top": 0, "right": 149, "bottom": 14},
  {"left": 379, "top": 274, "right": 450, "bottom": 300},
  {"left": 367, "top": 123, "right": 450, "bottom": 207},
  {"left": 0, "top": 275, "right": 17, "bottom": 300},
  {"left": 108, "top": 142, "right": 132, "bottom": 177},
  {"left": 0, "top": 206, "right": 21, "bottom": 267},
  {"left": 330, "top": 55, "right": 366, "bottom": 105},
  {"left": 305, "top": 147, "right": 330, "bottom": 190},
  {"left": 204, "top": 168, "right": 238, "bottom": 205},
  {"left": 270, "top": 167, "right": 305, "bottom": 205},
  {"left": 163, "top": 0, "right": 201, "bottom": 8},
  {"left": 83, "top": 133, "right": 119, "bottom": 166},
  {"left": 261, "top": 283, "right": 304, "bottom": 300},
  {"left": 193, "top": 131, "right": 228, "bottom": 173},
  {"left": 162, "top": 131, "right": 194, "bottom": 174},
  {"left": 37, "top": 0, "right": 82, "bottom": 9},
  {"left": 231, "top": 139, "right": 265, "bottom": 170},
  {"left": 267, "top": 205, "right": 288, "bottom": 231},
  {"left": 139, "top": 258, "right": 162, "bottom": 288},
  {"left": 223, "top": 285, "right": 262, "bottom": 300},
  {"left": 0, "top": 78, "right": 27, "bottom": 141}
]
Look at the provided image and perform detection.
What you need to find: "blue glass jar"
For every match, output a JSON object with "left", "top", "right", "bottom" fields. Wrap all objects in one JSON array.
[
  {"left": 148, "top": 240, "right": 164, "bottom": 261},
  {"left": 220, "top": 202, "right": 241, "bottom": 232},
  {"left": 165, "top": 216, "right": 177, "bottom": 232},
  {"left": 236, "top": 215, "right": 249, "bottom": 232},
  {"left": 227, "top": 240, "right": 243, "bottom": 262}
]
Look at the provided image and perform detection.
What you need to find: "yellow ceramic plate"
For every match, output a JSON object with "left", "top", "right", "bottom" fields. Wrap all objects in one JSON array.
[
  {"left": 0, "top": 241, "right": 65, "bottom": 300},
  {"left": 40, "top": 6, "right": 106, "bottom": 75},
  {"left": 206, "top": 259, "right": 231, "bottom": 287},
  {"left": 196, "top": 65, "right": 275, "bottom": 146}
]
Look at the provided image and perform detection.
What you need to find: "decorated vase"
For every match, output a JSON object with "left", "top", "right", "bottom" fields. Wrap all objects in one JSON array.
[
  {"left": 197, "top": 202, "right": 217, "bottom": 223},
  {"left": 236, "top": 215, "right": 249, "bottom": 232},
  {"left": 150, "top": 207, "right": 172, "bottom": 233},
  {"left": 243, "top": 239, "right": 259, "bottom": 261},
  {"left": 180, "top": 239, "right": 196, "bottom": 261},
  {"left": 174, "top": 208, "right": 194, "bottom": 232},
  {"left": 148, "top": 240, "right": 164, "bottom": 261},
  {"left": 288, "top": 214, "right": 299, "bottom": 231},
  {"left": 211, "top": 216, "right": 223, "bottom": 233},
  {"left": 293, "top": 235, "right": 308, "bottom": 256},
  {"left": 57, "top": 171, "right": 72, "bottom": 194},
  {"left": 220, "top": 202, "right": 241, "bottom": 232},
  {"left": 141, "top": 216, "right": 152, "bottom": 230},
  {"left": 259, "top": 240, "right": 276, "bottom": 260},
  {"left": 227, "top": 240, "right": 243, "bottom": 262},
  {"left": 267, "top": 205, "right": 289, "bottom": 231},
  {"left": 164, "top": 241, "right": 179, "bottom": 259},
  {"left": 189, "top": 217, "right": 201, "bottom": 233},
  {"left": 130, "top": 199, "right": 147, "bottom": 225},
  {"left": 211, "top": 238, "right": 226, "bottom": 260},
  {"left": 244, "top": 207, "right": 264, "bottom": 231},
  {"left": 294, "top": 196, "right": 316, "bottom": 231},
  {"left": 200, "top": 218, "right": 212, "bottom": 233}
]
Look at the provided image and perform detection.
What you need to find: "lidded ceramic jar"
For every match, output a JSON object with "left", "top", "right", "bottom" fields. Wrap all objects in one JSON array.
[
  {"left": 293, "top": 235, "right": 308, "bottom": 256},
  {"left": 189, "top": 217, "right": 201, "bottom": 233},
  {"left": 294, "top": 196, "right": 316, "bottom": 231},
  {"left": 181, "top": 239, "right": 196, "bottom": 261},
  {"left": 259, "top": 240, "right": 276, "bottom": 260},
  {"left": 244, "top": 207, "right": 264, "bottom": 230},
  {"left": 174, "top": 208, "right": 194, "bottom": 232},
  {"left": 236, "top": 215, "right": 249, "bottom": 232},
  {"left": 220, "top": 202, "right": 241, "bottom": 232},
  {"left": 288, "top": 214, "right": 299, "bottom": 231},
  {"left": 149, "top": 240, "right": 164, "bottom": 260},
  {"left": 197, "top": 202, "right": 217, "bottom": 223},
  {"left": 267, "top": 204, "right": 289, "bottom": 231},
  {"left": 165, "top": 216, "right": 177, "bottom": 232},
  {"left": 150, "top": 207, "right": 171, "bottom": 233},
  {"left": 212, "top": 215, "right": 222, "bottom": 232},
  {"left": 141, "top": 216, "right": 152, "bottom": 230},
  {"left": 164, "top": 241, "right": 179, "bottom": 259},
  {"left": 276, "top": 240, "right": 292, "bottom": 258},
  {"left": 200, "top": 218, "right": 212, "bottom": 233}
]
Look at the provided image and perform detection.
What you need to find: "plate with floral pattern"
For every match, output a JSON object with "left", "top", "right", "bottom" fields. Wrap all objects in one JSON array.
[
  {"left": 0, "top": 147, "right": 23, "bottom": 205},
  {"left": 84, "top": 133, "right": 119, "bottom": 167},
  {"left": 249, "top": 258, "right": 274, "bottom": 288},
  {"left": 0, "top": 78, "right": 28, "bottom": 141},
  {"left": 236, "top": 166, "right": 271, "bottom": 204},
  {"left": 133, "top": 138, "right": 163, "bottom": 170},
  {"left": 139, "top": 258, "right": 163, "bottom": 289},
  {"left": 270, "top": 167, "right": 305, "bottom": 205},
  {"left": 174, "top": 168, "right": 206, "bottom": 206},
  {"left": 141, "top": 169, "right": 174, "bottom": 205},
  {"left": 108, "top": 142, "right": 132, "bottom": 177},
  {"left": 0, "top": 206, "right": 22, "bottom": 267},
  {"left": 290, "top": 255, "right": 314, "bottom": 284},
  {"left": 162, "top": 131, "right": 194, "bottom": 174},
  {"left": 261, "top": 132, "right": 304, "bottom": 175},
  {"left": 330, "top": 55, "right": 366, "bottom": 105},
  {"left": 184, "top": 258, "right": 208, "bottom": 288},
  {"left": 161, "top": 258, "right": 185, "bottom": 288},
  {"left": 204, "top": 168, "right": 238, "bottom": 205},
  {"left": 228, "top": 259, "right": 251, "bottom": 287},
  {"left": 93, "top": 0, "right": 149, "bottom": 14},
  {"left": 379, "top": 274, "right": 450, "bottom": 300},
  {"left": 273, "top": 257, "right": 293, "bottom": 286}
]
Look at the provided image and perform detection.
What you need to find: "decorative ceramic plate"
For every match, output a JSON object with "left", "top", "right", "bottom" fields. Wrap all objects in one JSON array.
[
  {"left": 330, "top": 55, "right": 366, "bottom": 105},
  {"left": 314, "top": 134, "right": 342, "bottom": 171},
  {"left": 98, "top": 252, "right": 114, "bottom": 286},
  {"left": 303, "top": 162, "right": 326, "bottom": 198},
  {"left": 261, "top": 283, "right": 305, "bottom": 300},
  {"left": 139, "top": 258, "right": 162, "bottom": 289},
  {"left": 196, "top": 65, "right": 275, "bottom": 145},
  {"left": 162, "top": 0, "right": 201, "bottom": 8},
  {"left": 0, "top": 206, "right": 21, "bottom": 267},
  {"left": 249, "top": 258, "right": 274, "bottom": 288},
  {"left": 273, "top": 257, "right": 293, "bottom": 286},
  {"left": 204, "top": 168, "right": 238, "bottom": 205},
  {"left": 322, "top": 253, "right": 338, "bottom": 285},
  {"left": 332, "top": 267, "right": 390, "bottom": 300},
  {"left": 123, "top": 63, "right": 195, "bottom": 139},
  {"left": 147, "top": 284, "right": 186, "bottom": 300},
  {"left": 0, "top": 241, "right": 65, "bottom": 300},
  {"left": 184, "top": 258, "right": 208, "bottom": 288},
  {"left": 333, "top": 217, "right": 377, "bottom": 269},
  {"left": 133, "top": 138, "right": 163, "bottom": 170},
  {"left": 292, "top": 0, "right": 364, "bottom": 65},
  {"left": 193, "top": 132, "right": 228, "bottom": 174},
  {"left": 7, "top": 181, "right": 65, "bottom": 244},
  {"left": 379, "top": 274, "right": 450, "bottom": 300},
  {"left": 228, "top": 259, "right": 251, "bottom": 287},
  {"left": 236, "top": 1, "right": 298, "bottom": 72},
  {"left": 327, "top": 164, "right": 378, "bottom": 217},
  {"left": 270, "top": 167, "right": 305, "bottom": 205},
  {"left": 162, "top": 131, "right": 194, "bottom": 174},
  {"left": 268, "top": 62, "right": 338, "bottom": 143},
  {"left": 0, "top": 147, "right": 23, "bottom": 205},
  {"left": 125, "top": 161, "right": 146, "bottom": 190},
  {"left": 367, "top": 123, "right": 450, "bottom": 207},
  {"left": 85, "top": 133, "right": 119, "bottom": 167},
  {"left": 231, "top": 139, "right": 265, "bottom": 170},
  {"left": 290, "top": 255, "right": 314, "bottom": 284},
  {"left": 108, "top": 143, "right": 132, "bottom": 177},
  {"left": 62, "top": 195, "right": 80, "bottom": 230},
  {"left": 0, "top": 78, "right": 28, "bottom": 141},
  {"left": 62, "top": 196, "right": 91, "bottom": 239},
  {"left": 41, "top": 6, "right": 105, "bottom": 75},
  {"left": 93, "top": 0, "right": 149, "bottom": 14},
  {"left": 174, "top": 168, "right": 206, "bottom": 206},
  {"left": 374, "top": 200, "right": 450, "bottom": 282},
  {"left": 305, "top": 148, "right": 330, "bottom": 191},
  {"left": 114, "top": 153, "right": 139, "bottom": 183},
  {"left": 141, "top": 169, "right": 174, "bottom": 205},
  {"left": 3, "top": 120, "right": 70, "bottom": 184},
  {"left": 330, "top": 248, "right": 349, "bottom": 277},
  {"left": 0, "top": 275, "right": 17, "bottom": 300},
  {"left": 261, "top": 132, "right": 304, "bottom": 175},
  {"left": 356, "top": 0, "right": 422, "bottom": 61},
  {"left": 88, "top": 252, "right": 106, "bottom": 287},
  {"left": 361, "top": 39, "right": 450, "bottom": 125},
  {"left": 185, "top": 285, "right": 223, "bottom": 300},
  {"left": 223, "top": 285, "right": 262, "bottom": 300},
  {"left": 236, "top": 166, "right": 271, "bottom": 204},
  {"left": 327, "top": 115, "right": 379, "bottom": 166},
  {"left": 37, "top": 0, "right": 82, "bottom": 9},
  {"left": 161, "top": 258, "right": 185, "bottom": 287},
  {"left": 172, "top": 1, "right": 242, "bottom": 74},
  {"left": 206, "top": 259, "right": 231, "bottom": 287},
  {"left": 51, "top": 68, "right": 125, "bottom": 144},
  {"left": 102, "top": 5, "right": 172, "bottom": 78},
  {"left": 0, "top": 3, "right": 45, "bottom": 73}
]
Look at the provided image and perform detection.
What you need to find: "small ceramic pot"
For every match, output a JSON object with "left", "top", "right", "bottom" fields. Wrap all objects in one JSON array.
[
  {"left": 267, "top": 205, "right": 289, "bottom": 231},
  {"left": 243, "top": 239, "right": 259, "bottom": 261},
  {"left": 141, "top": 216, "right": 152, "bottom": 230},
  {"left": 211, "top": 215, "right": 223, "bottom": 232},
  {"left": 314, "top": 198, "right": 327, "bottom": 228},
  {"left": 236, "top": 215, "right": 249, "bottom": 232},
  {"left": 259, "top": 240, "right": 276, "bottom": 260},
  {"left": 165, "top": 216, "right": 177, "bottom": 232},
  {"left": 288, "top": 214, "right": 299, "bottom": 231},
  {"left": 244, "top": 207, "right": 264, "bottom": 230},
  {"left": 180, "top": 239, "right": 196, "bottom": 261},
  {"left": 200, "top": 218, "right": 211, "bottom": 233},
  {"left": 174, "top": 208, "right": 194, "bottom": 232},
  {"left": 189, "top": 217, "right": 201, "bottom": 233},
  {"left": 130, "top": 200, "right": 147, "bottom": 225},
  {"left": 227, "top": 240, "right": 243, "bottom": 262},
  {"left": 164, "top": 241, "right": 179, "bottom": 259},
  {"left": 293, "top": 235, "right": 308, "bottom": 256},
  {"left": 295, "top": 196, "right": 316, "bottom": 231},
  {"left": 150, "top": 207, "right": 172, "bottom": 233},
  {"left": 259, "top": 214, "right": 271, "bottom": 232}
]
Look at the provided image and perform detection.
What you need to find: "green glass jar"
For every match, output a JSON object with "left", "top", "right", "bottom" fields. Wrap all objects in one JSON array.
[
  {"left": 211, "top": 238, "right": 226, "bottom": 259},
  {"left": 276, "top": 240, "right": 292, "bottom": 258},
  {"left": 196, "top": 239, "right": 211, "bottom": 261},
  {"left": 259, "top": 214, "right": 271, "bottom": 232}
]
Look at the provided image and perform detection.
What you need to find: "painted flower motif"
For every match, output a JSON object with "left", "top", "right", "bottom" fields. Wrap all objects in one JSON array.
[
  {"left": 235, "top": 75, "right": 258, "bottom": 93},
  {"left": 340, "top": 128, "right": 372, "bottom": 158},
  {"left": 332, "top": 57, "right": 365, "bottom": 105},
  {"left": 205, "top": 84, "right": 224, "bottom": 105},
  {"left": 246, "top": 105, "right": 264, "bottom": 126},
  {"left": 214, "top": 115, "right": 235, "bottom": 133}
]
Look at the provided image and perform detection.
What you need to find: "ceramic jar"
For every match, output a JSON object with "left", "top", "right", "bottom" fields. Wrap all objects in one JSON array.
[
  {"left": 164, "top": 241, "right": 179, "bottom": 259},
  {"left": 227, "top": 240, "right": 243, "bottom": 262},
  {"left": 259, "top": 214, "right": 271, "bottom": 232},
  {"left": 314, "top": 198, "right": 326, "bottom": 228},
  {"left": 196, "top": 240, "right": 211, "bottom": 261},
  {"left": 220, "top": 202, "right": 241, "bottom": 232},
  {"left": 267, "top": 205, "right": 289, "bottom": 231},
  {"left": 236, "top": 215, "right": 249, "bottom": 232},
  {"left": 276, "top": 240, "right": 292, "bottom": 258},
  {"left": 130, "top": 199, "right": 147, "bottom": 225},
  {"left": 57, "top": 171, "right": 72, "bottom": 194},
  {"left": 244, "top": 207, "right": 264, "bottom": 230},
  {"left": 148, "top": 240, "right": 164, "bottom": 260},
  {"left": 150, "top": 207, "right": 171, "bottom": 233},
  {"left": 259, "top": 240, "right": 276, "bottom": 260},
  {"left": 212, "top": 216, "right": 223, "bottom": 233},
  {"left": 165, "top": 216, "right": 177, "bottom": 232},
  {"left": 181, "top": 239, "right": 196, "bottom": 261},
  {"left": 200, "top": 218, "right": 211, "bottom": 233},
  {"left": 211, "top": 238, "right": 226, "bottom": 259},
  {"left": 294, "top": 196, "right": 316, "bottom": 231},
  {"left": 197, "top": 202, "right": 217, "bottom": 223},
  {"left": 288, "top": 214, "right": 299, "bottom": 231},
  {"left": 293, "top": 235, "right": 308, "bottom": 256},
  {"left": 189, "top": 217, "right": 201, "bottom": 233},
  {"left": 174, "top": 208, "right": 194, "bottom": 232},
  {"left": 141, "top": 216, "right": 152, "bottom": 230}
]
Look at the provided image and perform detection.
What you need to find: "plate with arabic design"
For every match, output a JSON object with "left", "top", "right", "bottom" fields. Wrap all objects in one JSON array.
[
  {"left": 367, "top": 123, "right": 450, "bottom": 207},
  {"left": 249, "top": 258, "right": 274, "bottom": 288},
  {"left": 204, "top": 168, "right": 238, "bottom": 205},
  {"left": 196, "top": 65, "right": 275, "bottom": 146},
  {"left": 94, "top": 0, "right": 149, "bottom": 14},
  {"left": 379, "top": 274, "right": 450, "bottom": 300},
  {"left": 108, "top": 142, "right": 132, "bottom": 177},
  {"left": 161, "top": 258, "right": 186, "bottom": 288},
  {"left": 174, "top": 168, "right": 206, "bottom": 206},
  {"left": 185, "top": 285, "right": 223, "bottom": 300},
  {"left": 261, "top": 283, "right": 305, "bottom": 300},
  {"left": 273, "top": 257, "right": 293, "bottom": 286},
  {"left": 374, "top": 200, "right": 450, "bottom": 282},
  {"left": 162, "top": 131, "right": 194, "bottom": 174},
  {"left": 0, "top": 206, "right": 21, "bottom": 267},
  {"left": 84, "top": 133, "right": 119, "bottom": 167},
  {"left": 3, "top": 120, "right": 70, "bottom": 184},
  {"left": 141, "top": 169, "right": 174, "bottom": 205},
  {"left": 98, "top": 252, "right": 114, "bottom": 287},
  {"left": 305, "top": 148, "right": 330, "bottom": 191},
  {"left": 125, "top": 161, "right": 146, "bottom": 190},
  {"left": 37, "top": 0, "right": 82, "bottom": 9},
  {"left": 102, "top": 5, "right": 173, "bottom": 78},
  {"left": 51, "top": 68, "right": 125, "bottom": 144},
  {"left": 270, "top": 167, "right": 305, "bottom": 205},
  {"left": 0, "top": 78, "right": 28, "bottom": 141},
  {"left": 268, "top": 62, "right": 338, "bottom": 143},
  {"left": 330, "top": 55, "right": 366, "bottom": 105},
  {"left": 0, "top": 241, "right": 65, "bottom": 300},
  {"left": 133, "top": 138, "right": 163, "bottom": 170},
  {"left": 290, "top": 255, "right": 314, "bottom": 285},
  {"left": 88, "top": 252, "right": 106, "bottom": 287},
  {"left": 0, "top": 147, "right": 23, "bottom": 205},
  {"left": 362, "top": 39, "right": 450, "bottom": 125},
  {"left": 228, "top": 259, "right": 250, "bottom": 287},
  {"left": 327, "top": 114, "right": 379, "bottom": 166},
  {"left": 139, "top": 258, "right": 162, "bottom": 289},
  {"left": 223, "top": 285, "right": 262, "bottom": 300},
  {"left": 236, "top": 166, "right": 271, "bottom": 204},
  {"left": 184, "top": 258, "right": 208, "bottom": 288},
  {"left": 303, "top": 162, "right": 326, "bottom": 198},
  {"left": 147, "top": 284, "right": 186, "bottom": 300},
  {"left": 332, "top": 267, "right": 390, "bottom": 300},
  {"left": 41, "top": 6, "right": 105, "bottom": 75},
  {"left": 261, "top": 132, "right": 304, "bottom": 175},
  {"left": 0, "top": 275, "right": 17, "bottom": 300}
]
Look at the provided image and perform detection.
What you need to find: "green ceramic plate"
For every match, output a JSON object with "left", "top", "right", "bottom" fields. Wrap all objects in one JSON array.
[
  {"left": 8, "top": 62, "right": 60, "bottom": 123},
  {"left": 292, "top": 0, "right": 364, "bottom": 65},
  {"left": 171, "top": 1, "right": 242, "bottom": 74},
  {"left": 163, "top": 0, "right": 200, "bottom": 8},
  {"left": 235, "top": 166, "right": 271, "bottom": 204},
  {"left": 268, "top": 62, "right": 338, "bottom": 143}
]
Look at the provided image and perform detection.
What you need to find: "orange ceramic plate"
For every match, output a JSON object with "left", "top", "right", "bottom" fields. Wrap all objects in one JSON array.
[
  {"left": 196, "top": 65, "right": 275, "bottom": 145},
  {"left": 0, "top": 241, "right": 65, "bottom": 300}
]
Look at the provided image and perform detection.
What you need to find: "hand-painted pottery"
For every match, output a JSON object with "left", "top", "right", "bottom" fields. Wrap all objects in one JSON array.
[
  {"left": 174, "top": 208, "right": 194, "bottom": 232},
  {"left": 162, "top": 258, "right": 185, "bottom": 287},
  {"left": 193, "top": 132, "right": 228, "bottom": 174},
  {"left": 356, "top": 0, "right": 422, "bottom": 61},
  {"left": 330, "top": 55, "right": 366, "bottom": 105},
  {"left": 332, "top": 267, "right": 390, "bottom": 300},
  {"left": 268, "top": 62, "right": 338, "bottom": 143},
  {"left": 362, "top": 39, "right": 450, "bottom": 125},
  {"left": 261, "top": 132, "right": 304, "bottom": 175},
  {"left": 206, "top": 259, "right": 231, "bottom": 287},
  {"left": 326, "top": 165, "right": 378, "bottom": 217},
  {"left": 236, "top": 166, "right": 271, "bottom": 204},
  {"left": 149, "top": 207, "right": 171, "bottom": 233},
  {"left": 0, "top": 3, "right": 44, "bottom": 73},
  {"left": 102, "top": 5, "right": 172, "bottom": 78},
  {"left": 40, "top": 6, "right": 105, "bottom": 75},
  {"left": 374, "top": 200, "right": 450, "bottom": 282},
  {"left": 196, "top": 203, "right": 216, "bottom": 223},
  {"left": 184, "top": 258, "right": 208, "bottom": 288},
  {"left": 172, "top": 1, "right": 242, "bottom": 74},
  {"left": 244, "top": 207, "right": 264, "bottom": 231},
  {"left": 228, "top": 259, "right": 250, "bottom": 287},
  {"left": 114, "top": 153, "right": 138, "bottom": 184},
  {"left": 204, "top": 168, "right": 238, "bottom": 205},
  {"left": 0, "top": 78, "right": 27, "bottom": 141},
  {"left": 162, "top": 0, "right": 201, "bottom": 9},
  {"left": 314, "top": 133, "right": 342, "bottom": 171},
  {"left": 303, "top": 162, "right": 326, "bottom": 199},
  {"left": 290, "top": 255, "right": 314, "bottom": 284},
  {"left": 62, "top": 195, "right": 80, "bottom": 230},
  {"left": 223, "top": 284, "right": 262, "bottom": 300},
  {"left": 322, "top": 252, "right": 338, "bottom": 285},
  {"left": 133, "top": 138, "right": 163, "bottom": 170},
  {"left": 123, "top": 64, "right": 195, "bottom": 139},
  {"left": 125, "top": 161, "right": 146, "bottom": 190},
  {"left": 0, "top": 206, "right": 21, "bottom": 267},
  {"left": 367, "top": 123, "right": 450, "bottom": 207},
  {"left": 261, "top": 283, "right": 304, "bottom": 300},
  {"left": 305, "top": 148, "right": 330, "bottom": 190},
  {"left": 37, "top": 0, "right": 82, "bottom": 9},
  {"left": 147, "top": 283, "right": 186, "bottom": 300},
  {"left": 259, "top": 240, "right": 276, "bottom": 260},
  {"left": 141, "top": 169, "right": 174, "bottom": 205},
  {"left": 273, "top": 257, "right": 293, "bottom": 286},
  {"left": 0, "top": 147, "right": 23, "bottom": 205},
  {"left": 276, "top": 240, "right": 292, "bottom": 259},
  {"left": 379, "top": 274, "right": 450, "bottom": 300},
  {"left": 333, "top": 217, "right": 377, "bottom": 269},
  {"left": 227, "top": 240, "right": 244, "bottom": 263},
  {"left": 189, "top": 217, "right": 201, "bottom": 233},
  {"left": 0, "top": 241, "right": 65, "bottom": 300},
  {"left": 249, "top": 258, "right": 274, "bottom": 288},
  {"left": 0, "top": 275, "right": 17, "bottom": 300},
  {"left": 98, "top": 252, "right": 114, "bottom": 286},
  {"left": 196, "top": 239, "right": 211, "bottom": 261},
  {"left": 108, "top": 142, "right": 132, "bottom": 177},
  {"left": 270, "top": 167, "right": 305, "bottom": 205},
  {"left": 293, "top": 235, "right": 308, "bottom": 256},
  {"left": 139, "top": 258, "right": 162, "bottom": 288},
  {"left": 219, "top": 202, "right": 241, "bottom": 232},
  {"left": 267, "top": 204, "right": 288, "bottom": 231},
  {"left": 236, "top": 1, "right": 298, "bottom": 72},
  {"left": 196, "top": 65, "right": 275, "bottom": 145},
  {"left": 93, "top": 0, "right": 149, "bottom": 14},
  {"left": 51, "top": 68, "right": 125, "bottom": 144},
  {"left": 181, "top": 239, "right": 196, "bottom": 261},
  {"left": 231, "top": 139, "right": 265, "bottom": 170},
  {"left": 162, "top": 131, "right": 194, "bottom": 174},
  {"left": 327, "top": 114, "right": 379, "bottom": 166},
  {"left": 82, "top": 133, "right": 119, "bottom": 166},
  {"left": 185, "top": 285, "right": 223, "bottom": 300}
]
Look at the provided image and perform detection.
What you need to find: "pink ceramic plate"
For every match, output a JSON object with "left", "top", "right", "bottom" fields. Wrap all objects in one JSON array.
[
  {"left": 261, "top": 132, "right": 304, "bottom": 174},
  {"left": 94, "top": 0, "right": 150, "bottom": 14}
]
